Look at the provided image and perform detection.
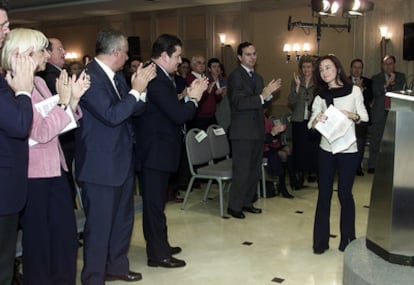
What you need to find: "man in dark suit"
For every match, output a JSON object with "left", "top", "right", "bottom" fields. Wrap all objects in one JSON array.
[
  {"left": 368, "top": 55, "right": 406, "bottom": 173},
  {"left": 37, "top": 37, "right": 66, "bottom": 94},
  {"left": 349, "top": 58, "right": 373, "bottom": 176},
  {"left": 227, "top": 41, "right": 281, "bottom": 219},
  {"left": 134, "top": 34, "right": 207, "bottom": 268},
  {"left": 75, "top": 28, "right": 156, "bottom": 284},
  {"left": 0, "top": 5, "right": 35, "bottom": 283}
]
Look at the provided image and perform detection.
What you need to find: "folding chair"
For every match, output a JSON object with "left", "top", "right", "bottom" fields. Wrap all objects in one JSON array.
[{"left": 181, "top": 128, "right": 232, "bottom": 218}]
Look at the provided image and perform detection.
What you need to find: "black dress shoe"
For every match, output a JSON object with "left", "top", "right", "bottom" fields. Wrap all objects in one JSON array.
[
  {"left": 227, "top": 208, "right": 245, "bottom": 219},
  {"left": 147, "top": 256, "right": 186, "bottom": 268},
  {"left": 356, "top": 169, "right": 364, "bottom": 176},
  {"left": 367, "top": 168, "right": 375, "bottom": 174},
  {"left": 171, "top": 246, "right": 182, "bottom": 255},
  {"left": 242, "top": 206, "right": 262, "bottom": 214},
  {"left": 105, "top": 271, "right": 142, "bottom": 282}
]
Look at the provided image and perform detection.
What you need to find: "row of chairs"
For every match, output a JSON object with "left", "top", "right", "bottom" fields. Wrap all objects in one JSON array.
[
  {"left": 181, "top": 125, "right": 232, "bottom": 218},
  {"left": 181, "top": 124, "right": 268, "bottom": 218}
]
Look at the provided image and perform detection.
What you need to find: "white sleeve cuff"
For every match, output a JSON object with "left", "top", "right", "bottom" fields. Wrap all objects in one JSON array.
[
  {"left": 259, "top": 95, "right": 265, "bottom": 104},
  {"left": 129, "top": 89, "right": 146, "bottom": 102},
  {"left": 260, "top": 94, "right": 273, "bottom": 103},
  {"left": 184, "top": 96, "right": 198, "bottom": 107},
  {"left": 16, "top": 91, "right": 31, "bottom": 98}
]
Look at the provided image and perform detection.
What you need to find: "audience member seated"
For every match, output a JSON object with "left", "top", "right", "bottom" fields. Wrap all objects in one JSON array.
[{"left": 263, "top": 110, "right": 294, "bottom": 199}]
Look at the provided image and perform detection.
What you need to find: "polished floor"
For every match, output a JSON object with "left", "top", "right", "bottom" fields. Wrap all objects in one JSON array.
[{"left": 76, "top": 173, "right": 373, "bottom": 285}]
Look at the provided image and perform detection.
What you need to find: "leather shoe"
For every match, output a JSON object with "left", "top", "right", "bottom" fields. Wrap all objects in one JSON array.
[
  {"left": 147, "top": 256, "right": 186, "bottom": 268},
  {"left": 105, "top": 271, "right": 142, "bottom": 282},
  {"left": 356, "top": 169, "right": 364, "bottom": 176},
  {"left": 227, "top": 208, "right": 245, "bottom": 219},
  {"left": 367, "top": 168, "right": 375, "bottom": 174},
  {"left": 242, "top": 206, "right": 262, "bottom": 214},
  {"left": 171, "top": 246, "right": 182, "bottom": 255}
]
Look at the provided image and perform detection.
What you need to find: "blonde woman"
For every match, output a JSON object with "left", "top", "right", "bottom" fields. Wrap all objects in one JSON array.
[{"left": 2, "top": 28, "right": 90, "bottom": 285}]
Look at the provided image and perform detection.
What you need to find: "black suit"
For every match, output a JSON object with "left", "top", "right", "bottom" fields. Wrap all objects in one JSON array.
[
  {"left": 76, "top": 59, "right": 145, "bottom": 285},
  {"left": 37, "top": 63, "right": 61, "bottom": 95},
  {"left": 134, "top": 65, "right": 197, "bottom": 261},
  {"left": 227, "top": 65, "right": 268, "bottom": 211},
  {"left": 0, "top": 75, "right": 33, "bottom": 285},
  {"left": 350, "top": 76, "right": 373, "bottom": 171},
  {"left": 368, "top": 71, "right": 406, "bottom": 169}
]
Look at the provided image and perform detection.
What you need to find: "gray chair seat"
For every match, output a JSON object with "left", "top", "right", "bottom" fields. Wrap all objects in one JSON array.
[{"left": 197, "top": 162, "right": 232, "bottom": 177}]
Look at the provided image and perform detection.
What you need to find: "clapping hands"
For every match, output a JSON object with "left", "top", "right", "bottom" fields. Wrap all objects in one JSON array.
[
  {"left": 131, "top": 62, "right": 157, "bottom": 93},
  {"left": 56, "top": 69, "right": 91, "bottom": 111},
  {"left": 262, "top": 78, "right": 282, "bottom": 100},
  {"left": 187, "top": 77, "right": 209, "bottom": 102}
]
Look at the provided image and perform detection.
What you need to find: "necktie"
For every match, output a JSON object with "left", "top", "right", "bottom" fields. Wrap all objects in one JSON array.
[
  {"left": 250, "top": 71, "right": 256, "bottom": 91},
  {"left": 250, "top": 71, "right": 255, "bottom": 81},
  {"left": 384, "top": 74, "right": 391, "bottom": 109},
  {"left": 170, "top": 75, "right": 176, "bottom": 89},
  {"left": 113, "top": 74, "right": 122, "bottom": 98}
]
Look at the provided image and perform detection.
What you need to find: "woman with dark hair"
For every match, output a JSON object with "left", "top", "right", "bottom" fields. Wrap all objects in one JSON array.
[
  {"left": 288, "top": 55, "right": 319, "bottom": 189},
  {"left": 308, "top": 54, "right": 368, "bottom": 254}
]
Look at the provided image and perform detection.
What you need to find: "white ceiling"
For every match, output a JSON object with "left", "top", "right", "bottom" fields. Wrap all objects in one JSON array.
[{"left": 8, "top": 0, "right": 310, "bottom": 24}]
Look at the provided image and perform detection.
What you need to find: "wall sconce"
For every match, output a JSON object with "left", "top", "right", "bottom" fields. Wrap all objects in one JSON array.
[
  {"left": 283, "top": 43, "right": 291, "bottom": 63},
  {"left": 218, "top": 33, "right": 226, "bottom": 46},
  {"left": 65, "top": 52, "right": 79, "bottom": 60},
  {"left": 283, "top": 43, "right": 311, "bottom": 63},
  {"left": 379, "top": 25, "right": 391, "bottom": 59}
]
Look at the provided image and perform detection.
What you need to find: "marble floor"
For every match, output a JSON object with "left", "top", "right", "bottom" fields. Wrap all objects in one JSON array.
[{"left": 76, "top": 173, "right": 373, "bottom": 285}]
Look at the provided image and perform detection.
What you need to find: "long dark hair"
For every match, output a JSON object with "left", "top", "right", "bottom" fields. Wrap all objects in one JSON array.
[{"left": 314, "top": 54, "right": 351, "bottom": 95}]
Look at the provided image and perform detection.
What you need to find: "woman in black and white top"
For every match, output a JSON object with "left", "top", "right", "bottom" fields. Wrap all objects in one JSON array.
[{"left": 308, "top": 54, "right": 368, "bottom": 254}]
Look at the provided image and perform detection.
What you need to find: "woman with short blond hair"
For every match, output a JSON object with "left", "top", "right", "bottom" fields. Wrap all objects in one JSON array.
[{"left": 2, "top": 28, "right": 90, "bottom": 285}]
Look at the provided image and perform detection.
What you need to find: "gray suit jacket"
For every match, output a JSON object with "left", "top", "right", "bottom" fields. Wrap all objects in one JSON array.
[
  {"left": 228, "top": 65, "right": 268, "bottom": 141},
  {"left": 371, "top": 71, "right": 406, "bottom": 124}
]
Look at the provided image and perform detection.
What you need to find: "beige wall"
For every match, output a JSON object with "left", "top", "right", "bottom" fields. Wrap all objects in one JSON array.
[{"left": 21, "top": 0, "right": 414, "bottom": 113}]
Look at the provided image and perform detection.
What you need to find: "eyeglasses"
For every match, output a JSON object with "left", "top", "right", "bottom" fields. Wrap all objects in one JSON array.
[{"left": 0, "top": 20, "right": 10, "bottom": 30}]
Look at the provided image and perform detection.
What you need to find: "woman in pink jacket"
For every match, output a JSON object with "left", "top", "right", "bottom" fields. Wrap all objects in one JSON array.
[{"left": 1, "top": 28, "right": 90, "bottom": 285}]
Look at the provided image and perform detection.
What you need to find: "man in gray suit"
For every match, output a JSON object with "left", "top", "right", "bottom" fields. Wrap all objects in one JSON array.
[
  {"left": 227, "top": 41, "right": 281, "bottom": 219},
  {"left": 368, "top": 55, "right": 406, "bottom": 173}
]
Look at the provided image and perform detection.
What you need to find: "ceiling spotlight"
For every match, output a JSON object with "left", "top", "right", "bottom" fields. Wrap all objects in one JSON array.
[
  {"left": 343, "top": 0, "right": 374, "bottom": 17},
  {"left": 311, "top": 0, "right": 340, "bottom": 16}
]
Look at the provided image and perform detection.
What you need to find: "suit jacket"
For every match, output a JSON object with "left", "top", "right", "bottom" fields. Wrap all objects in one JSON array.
[
  {"left": 28, "top": 76, "right": 82, "bottom": 178},
  {"left": 0, "top": 75, "right": 33, "bottom": 215},
  {"left": 228, "top": 65, "right": 267, "bottom": 140},
  {"left": 134, "top": 65, "right": 197, "bottom": 173},
  {"left": 371, "top": 71, "right": 406, "bottom": 124},
  {"left": 37, "top": 63, "right": 61, "bottom": 95},
  {"left": 75, "top": 59, "right": 145, "bottom": 186}
]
